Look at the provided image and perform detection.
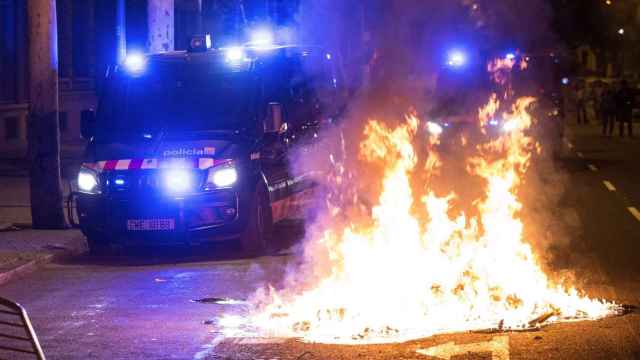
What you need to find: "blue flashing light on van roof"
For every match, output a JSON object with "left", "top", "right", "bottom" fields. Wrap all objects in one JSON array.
[
  {"left": 123, "top": 53, "right": 146, "bottom": 74},
  {"left": 249, "top": 28, "right": 275, "bottom": 48}
]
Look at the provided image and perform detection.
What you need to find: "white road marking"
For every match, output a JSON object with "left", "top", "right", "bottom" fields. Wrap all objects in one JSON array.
[
  {"left": 603, "top": 181, "right": 617, "bottom": 191},
  {"left": 417, "top": 335, "right": 509, "bottom": 360},
  {"left": 588, "top": 164, "right": 598, "bottom": 172},
  {"left": 628, "top": 207, "right": 640, "bottom": 222},
  {"left": 577, "top": 152, "right": 584, "bottom": 158},
  {"left": 193, "top": 335, "right": 225, "bottom": 360}
]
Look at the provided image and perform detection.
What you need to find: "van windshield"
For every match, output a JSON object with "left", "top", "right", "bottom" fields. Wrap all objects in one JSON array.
[
  {"left": 96, "top": 71, "right": 258, "bottom": 141},
  {"left": 432, "top": 68, "right": 491, "bottom": 118}
]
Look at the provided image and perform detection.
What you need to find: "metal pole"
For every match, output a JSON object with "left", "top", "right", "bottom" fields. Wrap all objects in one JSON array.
[{"left": 196, "top": 0, "right": 203, "bottom": 34}]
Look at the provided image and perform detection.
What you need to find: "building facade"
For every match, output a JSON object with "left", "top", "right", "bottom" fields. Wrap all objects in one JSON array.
[{"left": 0, "top": 0, "right": 102, "bottom": 153}]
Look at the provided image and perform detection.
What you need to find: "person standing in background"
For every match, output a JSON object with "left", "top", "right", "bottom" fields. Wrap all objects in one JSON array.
[
  {"left": 592, "top": 84, "right": 603, "bottom": 126},
  {"left": 586, "top": 84, "right": 598, "bottom": 124},
  {"left": 615, "top": 80, "right": 635, "bottom": 138},
  {"left": 576, "top": 84, "right": 588, "bottom": 125},
  {"left": 601, "top": 84, "right": 616, "bottom": 136}
]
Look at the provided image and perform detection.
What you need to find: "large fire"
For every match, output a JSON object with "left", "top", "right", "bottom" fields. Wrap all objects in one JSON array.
[{"left": 220, "top": 84, "right": 616, "bottom": 344}]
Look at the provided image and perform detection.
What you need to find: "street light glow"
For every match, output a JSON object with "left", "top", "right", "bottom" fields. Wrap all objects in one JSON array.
[{"left": 618, "top": 28, "right": 625, "bottom": 35}]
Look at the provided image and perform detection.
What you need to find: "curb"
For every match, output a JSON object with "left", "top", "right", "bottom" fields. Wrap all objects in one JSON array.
[{"left": 0, "top": 238, "right": 86, "bottom": 287}]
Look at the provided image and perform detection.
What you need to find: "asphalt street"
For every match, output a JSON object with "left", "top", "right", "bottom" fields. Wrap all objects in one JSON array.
[{"left": 1, "top": 123, "right": 640, "bottom": 359}]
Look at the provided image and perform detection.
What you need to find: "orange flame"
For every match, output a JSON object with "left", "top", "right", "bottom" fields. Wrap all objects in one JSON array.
[
  {"left": 488, "top": 58, "right": 516, "bottom": 86},
  {"left": 223, "top": 94, "right": 616, "bottom": 344}
]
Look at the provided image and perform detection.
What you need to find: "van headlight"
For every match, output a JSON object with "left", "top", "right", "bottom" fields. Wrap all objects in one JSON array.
[
  {"left": 426, "top": 121, "right": 443, "bottom": 136},
  {"left": 78, "top": 168, "right": 100, "bottom": 194},
  {"left": 205, "top": 165, "right": 238, "bottom": 190}
]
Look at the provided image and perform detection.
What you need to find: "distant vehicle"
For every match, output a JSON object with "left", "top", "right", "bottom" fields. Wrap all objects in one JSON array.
[
  {"left": 427, "top": 51, "right": 493, "bottom": 140},
  {"left": 73, "top": 39, "right": 343, "bottom": 255},
  {"left": 426, "top": 50, "right": 564, "bottom": 156}
]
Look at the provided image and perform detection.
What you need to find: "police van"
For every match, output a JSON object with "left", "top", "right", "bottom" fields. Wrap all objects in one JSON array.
[{"left": 74, "top": 39, "right": 342, "bottom": 255}]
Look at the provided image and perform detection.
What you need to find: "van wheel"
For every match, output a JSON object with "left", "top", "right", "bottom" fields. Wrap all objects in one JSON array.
[
  {"left": 239, "top": 184, "right": 273, "bottom": 257},
  {"left": 85, "top": 231, "right": 112, "bottom": 256}
]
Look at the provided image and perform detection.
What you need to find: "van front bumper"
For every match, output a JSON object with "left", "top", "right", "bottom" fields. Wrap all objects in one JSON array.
[{"left": 76, "top": 189, "right": 251, "bottom": 245}]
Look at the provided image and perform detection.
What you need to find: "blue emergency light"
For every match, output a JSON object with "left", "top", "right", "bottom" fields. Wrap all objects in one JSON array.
[
  {"left": 225, "top": 46, "right": 246, "bottom": 63},
  {"left": 249, "top": 28, "right": 275, "bottom": 48},
  {"left": 447, "top": 50, "right": 467, "bottom": 68},
  {"left": 123, "top": 53, "right": 146, "bottom": 75}
]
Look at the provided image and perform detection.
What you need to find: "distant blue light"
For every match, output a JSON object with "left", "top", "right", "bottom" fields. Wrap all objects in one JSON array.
[
  {"left": 447, "top": 50, "right": 467, "bottom": 68},
  {"left": 326, "top": 53, "right": 332, "bottom": 60},
  {"left": 489, "top": 119, "right": 500, "bottom": 126},
  {"left": 114, "top": 178, "right": 125, "bottom": 186},
  {"left": 562, "top": 77, "right": 570, "bottom": 85},
  {"left": 506, "top": 53, "right": 516, "bottom": 60}
]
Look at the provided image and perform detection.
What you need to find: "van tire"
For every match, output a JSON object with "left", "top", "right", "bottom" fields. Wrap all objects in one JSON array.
[{"left": 239, "top": 184, "right": 273, "bottom": 257}]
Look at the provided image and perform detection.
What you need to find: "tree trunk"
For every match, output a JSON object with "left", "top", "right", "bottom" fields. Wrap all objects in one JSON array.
[
  {"left": 148, "top": 0, "right": 174, "bottom": 53},
  {"left": 27, "top": 0, "right": 67, "bottom": 229}
]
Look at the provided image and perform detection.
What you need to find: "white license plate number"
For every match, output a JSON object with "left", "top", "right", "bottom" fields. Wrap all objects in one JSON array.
[{"left": 126, "top": 219, "right": 175, "bottom": 231}]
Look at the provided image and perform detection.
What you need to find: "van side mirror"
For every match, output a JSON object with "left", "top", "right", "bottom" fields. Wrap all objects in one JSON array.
[
  {"left": 264, "top": 102, "right": 283, "bottom": 134},
  {"left": 80, "top": 110, "right": 96, "bottom": 139}
]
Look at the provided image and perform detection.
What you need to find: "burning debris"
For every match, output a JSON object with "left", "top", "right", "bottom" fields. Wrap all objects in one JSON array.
[{"left": 217, "top": 60, "right": 619, "bottom": 344}]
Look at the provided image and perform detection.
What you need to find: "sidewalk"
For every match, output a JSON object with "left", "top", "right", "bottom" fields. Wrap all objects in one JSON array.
[
  {"left": 0, "top": 159, "right": 86, "bottom": 286},
  {"left": 0, "top": 228, "right": 86, "bottom": 286}
]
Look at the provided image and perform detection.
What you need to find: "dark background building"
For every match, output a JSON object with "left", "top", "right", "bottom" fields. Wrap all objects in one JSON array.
[
  {"left": 2, "top": 0, "right": 639, "bottom": 154},
  {"left": 0, "top": 0, "right": 303, "bottom": 153}
]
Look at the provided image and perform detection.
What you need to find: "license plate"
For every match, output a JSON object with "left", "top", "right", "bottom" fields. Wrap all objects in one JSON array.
[{"left": 126, "top": 219, "right": 175, "bottom": 231}]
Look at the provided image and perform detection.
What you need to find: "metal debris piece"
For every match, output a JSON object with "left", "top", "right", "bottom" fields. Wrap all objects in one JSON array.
[
  {"left": 296, "top": 351, "right": 315, "bottom": 359},
  {"left": 41, "top": 244, "right": 68, "bottom": 251},
  {"left": 191, "top": 297, "right": 246, "bottom": 305},
  {"left": 528, "top": 310, "right": 560, "bottom": 328},
  {"left": 617, "top": 304, "right": 638, "bottom": 315}
]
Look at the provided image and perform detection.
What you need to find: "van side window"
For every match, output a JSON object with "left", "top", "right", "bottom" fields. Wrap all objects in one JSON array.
[
  {"left": 288, "top": 79, "right": 321, "bottom": 128},
  {"left": 286, "top": 57, "right": 323, "bottom": 129}
]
